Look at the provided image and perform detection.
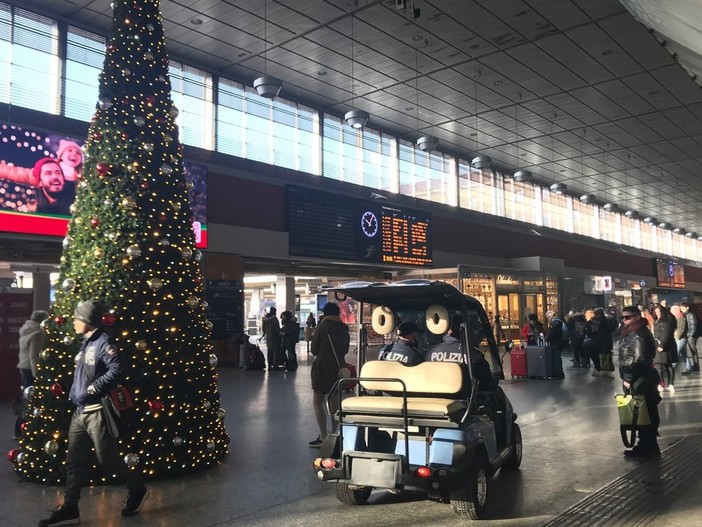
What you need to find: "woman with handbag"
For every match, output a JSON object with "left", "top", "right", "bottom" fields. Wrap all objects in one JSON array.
[
  {"left": 309, "top": 302, "right": 350, "bottom": 448},
  {"left": 618, "top": 305, "right": 661, "bottom": 458}
]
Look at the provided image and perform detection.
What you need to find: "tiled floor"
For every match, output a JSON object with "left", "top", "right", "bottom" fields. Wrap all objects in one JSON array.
[{"left": 2, "top": 350, "right": 701, "bottom": 527}]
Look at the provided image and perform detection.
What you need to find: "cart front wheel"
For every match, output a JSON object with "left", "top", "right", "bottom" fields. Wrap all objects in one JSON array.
[{"left": 503, "top": 422, "right": 522, "bottom": 470}]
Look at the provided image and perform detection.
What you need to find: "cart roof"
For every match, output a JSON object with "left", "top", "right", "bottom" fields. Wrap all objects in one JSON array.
[{"left": 321, "top": 279, "right": 484, "bottom": 313}]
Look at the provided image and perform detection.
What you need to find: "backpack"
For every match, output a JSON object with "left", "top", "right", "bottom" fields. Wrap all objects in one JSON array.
[
  {"left": 247, "top": 345, "right": 266, "bottom": 370},
  {"left": 560, "top": 319, "right": 569, "bottom": 343},
  {"left": 572, "top": 318, "right": 586, "bottom": 339}
]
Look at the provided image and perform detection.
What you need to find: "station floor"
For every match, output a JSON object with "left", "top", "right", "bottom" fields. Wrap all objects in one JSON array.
[{"left": 1, "top": 347, "right": 701, "bottom": 527}]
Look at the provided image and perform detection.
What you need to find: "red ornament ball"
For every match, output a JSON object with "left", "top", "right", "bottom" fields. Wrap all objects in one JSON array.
[
  {"left": 141, "top": 181, "right": 149, "bottom": 190},
  {"left": 7, "top": 448, "right": 19, "bottom": 463},
  {"left": 93, "top": 132, "right": 103, "bottom": 141},
  {"left": 96, "top": 162, "right": 111, "bottom": 176},
  {"left": 148, "top": 400, "right": 164, "bottom": 412},
  {"left": 145, "top": 95, "right": 156, "bottom": 106},
  {"left": 20, "top": 422, "right": 27, "bottom": 432},
  {"left": 54, "top": 315, "right": 66, "bottom": 326},
  {"left": 159, "top": 212, "right": 168, "bottom": 222},
  {"left": 193, "top": 276, "right": 202, "bottom": 285},
  {"left": 50, "top": 383, "right": 64, "bottom": 396},
  {"left": 90, "top": 218, "right": 100, "bottom": 228},
  {"left": 102, "top": 313, "right": 117, "bottom": 327},
  {"left": 121, "top": 132, "right": 129, "bottom": 141}
]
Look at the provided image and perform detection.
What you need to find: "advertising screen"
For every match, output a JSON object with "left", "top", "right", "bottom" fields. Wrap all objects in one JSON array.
[
  {"left": 0, "top": 122, "right": 208, "bottom": 247},
  {"left": 655, "top": 258, "right": 685, "bottom": 289},
  {"left": 287, "top": 185, "right": 432, "bottom": 267}
]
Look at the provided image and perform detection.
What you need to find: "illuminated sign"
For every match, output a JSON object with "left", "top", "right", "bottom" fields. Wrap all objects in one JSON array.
[
  {"left": 288, "top": 186, "right": 432, "bottom": 267},
  {"left": 0, "top": 122, "right": 208, "bottom": 247}
]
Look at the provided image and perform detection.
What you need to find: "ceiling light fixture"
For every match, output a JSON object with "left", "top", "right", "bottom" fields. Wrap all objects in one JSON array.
[
  {"left": 514, "top": 170, "right": 532, "bottom": 183},
  {"left": 344, "top": 6, "right": 369, "bottom": 129},
  {"left": 512, "top": 92, "right": 531, "bottom": 182},
  {"left": 471, "top": 70, "right": 491, "bottom": 169},
  {"left": 643, "top": 216, "right": 657, "bottom": 224},
  {"left": 412, "top": 36, "right": 437, "bottom": 152},
  {"left": 624, "top": 210, "right": 639, "bottom": 219},
  {"left": 686, "top": 231, "right": 697, "bottom": 238},
  {"left": 579, "top": 194, "right": 596, "bottom": 204},
  {"left": 673, "top": 227, "right": 686, "bottom": 235},
  {"left": 550, "top": 182, "right": 567, "bottom": 195},
  {"left": 253, "top": 0, "right": 282, "bottom": 99}
]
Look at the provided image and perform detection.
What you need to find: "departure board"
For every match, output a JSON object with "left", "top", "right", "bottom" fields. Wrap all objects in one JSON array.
[{"left": 287, "top": 186, "right": 432, "bottom": 267}]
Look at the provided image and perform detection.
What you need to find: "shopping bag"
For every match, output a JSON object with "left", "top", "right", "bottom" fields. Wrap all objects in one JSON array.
[
  {"left": 600, "top": 352, "right": 615, "bottom": 372},
  {"left": 616, "top": 393, "right": 651, "bottom": 447}
]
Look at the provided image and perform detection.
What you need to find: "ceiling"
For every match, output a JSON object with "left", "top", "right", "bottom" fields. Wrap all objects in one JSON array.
[{"left": 11, "top": 0, "right": 702, "bottom": 234}]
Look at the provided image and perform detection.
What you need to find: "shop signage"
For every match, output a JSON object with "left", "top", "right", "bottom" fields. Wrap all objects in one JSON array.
[{"left": 496, "top": 275, "right": 519, "bottom": 286}]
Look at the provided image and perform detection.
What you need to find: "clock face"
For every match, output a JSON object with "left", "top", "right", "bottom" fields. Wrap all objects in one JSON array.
[{"left": 361, "top": 211, "right": 378, "bottom": 237}]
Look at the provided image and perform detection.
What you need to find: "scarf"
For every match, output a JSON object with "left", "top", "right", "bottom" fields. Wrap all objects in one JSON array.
[{"left": 620, "top": 315, "right": 647, "bottom": 337}]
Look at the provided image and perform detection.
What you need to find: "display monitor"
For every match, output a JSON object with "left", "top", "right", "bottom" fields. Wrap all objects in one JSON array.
[
  {"left": 0, "top": 122, "right": 208, "bottom": 247},
  {"left": 655, "top": 258, "right": 685, "bottom": 289}
]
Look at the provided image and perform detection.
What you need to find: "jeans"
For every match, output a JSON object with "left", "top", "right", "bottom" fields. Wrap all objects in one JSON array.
[
  {"left": 64, "top": 410, "right": 144, "bottom": 507},
  {"left": 686, "top": 336, "right": 700, "bottom": 370}
]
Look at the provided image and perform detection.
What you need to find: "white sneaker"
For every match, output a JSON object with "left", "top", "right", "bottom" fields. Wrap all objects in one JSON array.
[
  {"left": 657, "top": 384, "right": 664, "bottom": 392},
  {"left": 668, "top": 385, "right": 675, "bottom": 394}
]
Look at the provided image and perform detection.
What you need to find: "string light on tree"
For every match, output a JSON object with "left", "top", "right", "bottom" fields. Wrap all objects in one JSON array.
[{"left": 11, "top": 0, "right": 228, "bottom": 484}]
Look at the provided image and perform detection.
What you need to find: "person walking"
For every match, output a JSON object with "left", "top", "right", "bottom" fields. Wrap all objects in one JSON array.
[
  {"left": 309, "top": 303, "right": 349, "bottom": 448},
  {"left": 38, "top": 300, "right": 148, "bottom": 527},
  {"left": 582, "top": 309, "right": 600, "bottom": 371},
  {"left": 617, "top": 305, "right": 661, "bottom": 458},
  {"left": 261, "top": 307, "right": 283, "bottom": 370},
  {"left": 680, "top": 302, "right": 700, "bottom": 375},
  {"left": 670, "top": 305, "right": 687, "bottom": 373},
  {"left": 15, "top": 310, "right": 49, "bottom": 439},
  {"left": 653, "top": 304, "right": 676, "bottom": 393}
]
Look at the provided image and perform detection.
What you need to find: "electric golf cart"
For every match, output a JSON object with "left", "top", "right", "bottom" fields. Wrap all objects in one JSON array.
[{"left": 312, "top": 280, "right": 522, "bottom": 520}]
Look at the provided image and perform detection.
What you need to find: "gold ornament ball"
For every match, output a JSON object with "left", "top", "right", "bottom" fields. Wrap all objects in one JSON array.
[
  {"left": 187, "top": 295, "right": 199, "bottom": 308},
  {"left": 93, "top": 247, "right": 104, "bottom": 258},
  {"left": 147, "top": 278, "right": 164, "bottom": 291},
  {"left": 44, "top": 440, "right": 59, "bottom": 456},
  {"left": 135, "top": 340, "right": 148, "bottom": 351},
  {"left": 181, "top": 247, "right": 192, "bottom": 259}
]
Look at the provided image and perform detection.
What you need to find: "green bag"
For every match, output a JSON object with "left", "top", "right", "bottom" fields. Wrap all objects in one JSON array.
[{"left": 616, "top": 393, "right": 651, "bottom": 447}]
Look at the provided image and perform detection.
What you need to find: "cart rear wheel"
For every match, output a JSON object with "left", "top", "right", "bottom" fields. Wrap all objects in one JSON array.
[
  {"left": 450, "top": 453, "right": 489, "bottom": 520},
  {"left": 503, "top": 422, "right": 522, "bottom": 470},
  {"left": 335, "top": 483, "right": 372, "bottom": 505}
]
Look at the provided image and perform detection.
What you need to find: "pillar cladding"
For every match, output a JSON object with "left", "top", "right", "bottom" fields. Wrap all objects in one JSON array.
[
  {"left": 32, "top": 272, "right": 51, "bottom": 311},
  {"left": 276, "top": 276, "right": 297, "bottom": 315}
]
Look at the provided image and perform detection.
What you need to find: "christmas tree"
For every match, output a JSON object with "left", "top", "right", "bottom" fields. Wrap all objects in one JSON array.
[{"left": 12, "top": 0, "right": 229, "bottom": 484}]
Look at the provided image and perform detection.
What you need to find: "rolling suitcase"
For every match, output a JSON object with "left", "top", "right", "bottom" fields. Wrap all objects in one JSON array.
[
  {"left": 510, "top": 348, "right": 528, "bottom": 378},
  {"left": 527, "top": 345, "right": 564, "bottom": 379}
]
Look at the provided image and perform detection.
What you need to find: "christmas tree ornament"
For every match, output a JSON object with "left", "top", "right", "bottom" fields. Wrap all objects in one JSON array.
[
  {"left": 62, "top": 236, "right": 73, "bottom": 249},
  {"left": 126, "top": 244, "right": 142, "bottom": 258},
  {"left": 96, "top": 162, "right": 111, "bottom": 175},
  {"left": 209, "top": 354, "right": 218, "bottom": 368},
  {"left": 147, "top": 277, "right": 163, "bottom": 291},
  {"left": 41, "top": 349, "right": 52, "bottom": 360},
  {"left": 103, "top": 198, "right": 114, "bottom": 207},
  {"left": 124, "top": 454, "right": 140, "bottom": 468},
  {"left": 134, "top": 116, "right": 146, "bottom": 127},
  {"left": 61, "top": 278, "right": 76, "bottom": 291},
  {"left": 102, "top": 313, "right": 117, "bottom": 327},
  {"left": 203, "top": 400, "right": 211, "bottom": 410},
  {"left": 147, "top": 400, "right": 164, "bottom": 413},
  {"left": 50, "top": 384, "right": 64, "bottom": 396},
  {"left": 90, "top": 218, "right": 100, "bottom": 228},
  {"left": 40, "top": 319, "right": 50, "bottom": 331},
  {"left": 181, "top": 247, "right": 192, "bottom": 259},
  {"left": 7, "top": 449, "right": 20, "bottom": 463},
  {"left": 121, "top": 196, "right": 137, "bottom": 209},
  {"left": 94, "top": 247, "right": 104, "bottom": 258},
  {"left": 62, "top": 336, "right": 73, "bottom": 346},
  {"left": 44, "top": 441, "right": 59, "bottom": 456},
  {"left": 173, "top": 436, "right": 184, "bottom": 446},
  {"left": 135, "top": 340, "right": 148, "bottom": 351},
  {"left": 24, "top": 386, "right": 34, "bottom": 399},
  {"left": 217, "top": 408, "right": 225, "bottom": 420},
  {"left": 99, "top": 97, "right": 113, "bottom": 109},
  {"left": 33, "top": 408, "right": 41, "bottom": 418},
  {"left": 54, "top": 316, "right": 66, "bottom": 326},
  {"left": 206, "top": 442, "right": 215, "bottom": 452},
  {"left": 187, "top": 296, "right": 199, "bottom": 308},
  {"left": 16, "top": 452, "right": 25, "bottom": 464}
]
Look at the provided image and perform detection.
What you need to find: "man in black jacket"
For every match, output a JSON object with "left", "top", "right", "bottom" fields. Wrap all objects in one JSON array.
[{"left": 380, "top": 321, "right": 425, "bottom": 365}]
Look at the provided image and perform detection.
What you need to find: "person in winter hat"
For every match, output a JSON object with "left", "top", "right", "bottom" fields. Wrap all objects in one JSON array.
[
  {"left": 39, "top": 299, "right": 148, "bottom": 526},
  {"left": 55, "top": 139, "right": 83, "bottom": 182},
  {"left": 15, "top": 310, "right": 49, "bottom": 438}
]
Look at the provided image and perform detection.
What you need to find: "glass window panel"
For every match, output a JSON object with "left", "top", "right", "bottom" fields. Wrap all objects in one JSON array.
[
  {"left": 65, "top": 27, "right": 105, "bottom": 121},
  {"left": 0, "top": 5, "right": 11, "bottom": 103},
  {"left": 503, "top": 177, "right": 541, "bottom": 225},
  {"left": 572, "top": 199, "right": 598, "bottom": 238},
  {"left": 620, "top": 216, "right": 640, "bottom": 248},
  {"left": 640, "top": 221, "right": 657, "bottom": 252},
  {"left": 9, "top": 9, "right": 59, "bottom": 113},
  {"left": 168, "top": 62, "right": 213, "bottom": 150},
  {"left": 541, "top": 188, "right": 569, "bottom": 231},
  {"left": 216, "top": 78, "right": 245, "bottom": 158},
  {"left": 598, "top": 209, "right": 620, "bottom": 244},
  {"left": 398, "top": 139, "right": 415, "bottom": 197}
]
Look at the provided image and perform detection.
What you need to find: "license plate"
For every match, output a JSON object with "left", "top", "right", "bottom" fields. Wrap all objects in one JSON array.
[{"left": 349, "top": 457, "right": 400, "bottom": 488}]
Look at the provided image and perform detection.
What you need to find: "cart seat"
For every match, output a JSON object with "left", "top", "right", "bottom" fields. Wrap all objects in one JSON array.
[{"left": 340, "top": 360, "right": 468, "bottom": 419}]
